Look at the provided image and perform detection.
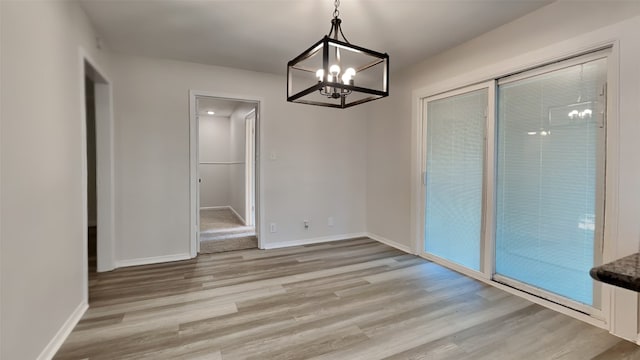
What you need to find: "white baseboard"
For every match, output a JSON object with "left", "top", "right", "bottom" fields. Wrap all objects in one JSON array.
[
  {"left": 228, "top": 206, "right": 247, "bottom": 226},
  {"left": 263, "top": 232, "right": 368, "bottom": 249},
  {"left": 115, "top": 253, "right": 191, "bottom": 268},
  {"left": 366, "top": 232, "right": 414, "bottom": 254},
  {"left": 37, "top": 301, "right": 88, "bottom": 360}
]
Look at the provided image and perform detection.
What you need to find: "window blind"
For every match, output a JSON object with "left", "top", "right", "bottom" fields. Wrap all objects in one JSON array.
[
  {"left": 425, "top": 89, "right": 487, "bottom": 271},
  {"left": 495, "top": 58, "right": 607, "bottom": 306}
]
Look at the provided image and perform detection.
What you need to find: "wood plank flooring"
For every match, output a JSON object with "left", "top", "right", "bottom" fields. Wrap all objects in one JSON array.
[{"left": 54, "top": 238, "right": 640, "bottom": 360}]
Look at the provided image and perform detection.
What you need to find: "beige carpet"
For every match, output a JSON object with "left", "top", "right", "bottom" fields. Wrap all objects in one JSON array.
[{"left": 199, "top": 208, "right": 257, "bottom": 253}]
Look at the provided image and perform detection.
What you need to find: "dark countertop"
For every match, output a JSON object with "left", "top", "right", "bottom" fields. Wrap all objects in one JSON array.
[{"left": 590, "top": 253, "right": 640, "bottom": 292}]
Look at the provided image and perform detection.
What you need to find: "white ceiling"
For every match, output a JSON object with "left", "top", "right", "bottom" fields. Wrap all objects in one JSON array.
[{"left": 80, "top": 0, "right": 553, "bottom": 75}]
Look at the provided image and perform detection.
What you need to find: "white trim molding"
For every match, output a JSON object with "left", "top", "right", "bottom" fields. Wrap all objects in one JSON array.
[
  {"left": 366, "top": 233, "right": 415, "bottom": 254},
  {"left": 228, "top": 206, "right": 247, "bottom": 226},
  {"left": 263, "top": 233, "right": 367, "bottom": 250},
  {"left": 115, "top": 253, "right": 191, "bottom": 269},
  {"left": 36, "top": 301, "right": 88, "bottom": 360}
]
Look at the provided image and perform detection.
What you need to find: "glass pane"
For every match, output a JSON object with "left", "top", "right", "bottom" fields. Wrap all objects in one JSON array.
[
  {"left": 496, "top": 58, "right": 606, "bottom": 307},
  {"left": 425, "top": 88, "right": 487, "bottom": 271}
]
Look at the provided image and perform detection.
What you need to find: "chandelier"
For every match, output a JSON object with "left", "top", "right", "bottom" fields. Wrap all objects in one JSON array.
[{"left": 286, "top": 0, "right": 389, "bottom": 108}]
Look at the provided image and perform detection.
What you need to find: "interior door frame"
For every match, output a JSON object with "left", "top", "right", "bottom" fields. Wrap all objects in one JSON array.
[
  {"left": 80, "top": 48, "right": 116, "bottom": 287},
  {"left": 189, "top": 90, "right": 265, "bottom": 256},
  {"left": 245, "top": 109, "right": 256, "bottom": 227}
]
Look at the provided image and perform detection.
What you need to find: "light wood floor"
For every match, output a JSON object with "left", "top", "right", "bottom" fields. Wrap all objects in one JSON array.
[{"left": 55, "top": 238, "right": 640, "bottom": 360}]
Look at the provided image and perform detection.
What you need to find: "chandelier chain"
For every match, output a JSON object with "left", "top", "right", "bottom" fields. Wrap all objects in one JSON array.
[{"left": 333, "top": 0, "right": 340, "bottom": 18}]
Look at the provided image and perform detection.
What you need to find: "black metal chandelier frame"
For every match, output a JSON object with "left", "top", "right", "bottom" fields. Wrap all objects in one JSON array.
[{"left": 286, "top": 0, "right": 389, "bottom": 109}]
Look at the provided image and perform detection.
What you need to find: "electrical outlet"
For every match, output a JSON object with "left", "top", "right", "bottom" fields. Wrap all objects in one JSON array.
[
  {"left": 328, "top": 216, "right": 334, "bottom": 227},
  {"left": 270, "top": 223, "right": 277, "bottom": 233},
  {"left": 304, "top": 220, "right": 310, "bottom": 229}
]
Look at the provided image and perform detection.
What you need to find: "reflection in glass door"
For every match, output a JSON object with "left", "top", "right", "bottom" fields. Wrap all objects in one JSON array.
[
  {"left": 495, "top": 57, "right": 607, "bottom": 308},
  {"left": 424, "top": 88, "right": 488, "bottom": 271}
]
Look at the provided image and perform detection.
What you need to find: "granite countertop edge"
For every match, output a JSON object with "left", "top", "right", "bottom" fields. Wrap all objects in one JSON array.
[{"left": 590, "top": 252, "right": 640, "bottom": 292}]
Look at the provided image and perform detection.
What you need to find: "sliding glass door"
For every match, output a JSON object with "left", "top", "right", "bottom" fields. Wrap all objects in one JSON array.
[
  {"left": 422, "top": 51, "right": 608, "bottom": 313},
  {"left": 495, "top": 57, "right": 607, "bottom": 308},
  {"left": 424, "top": 86, "right": 488, "bottom": 271}
]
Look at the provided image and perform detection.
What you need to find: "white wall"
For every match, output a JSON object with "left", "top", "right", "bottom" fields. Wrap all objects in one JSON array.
[
  {"left": 199, "top": 115, "right": 231, "bottom": 207},
  {"left": 366, "top": 1, "right": 640, "bottom": 341},
  {"left": 111, "top": 52, "right": 368, "bottom": 261},
  {"left": 365, "top": 88, "right": 413, "bottom": 248},
  {"left": 0, "top": 1, "right": 110, "bottom": 359}
]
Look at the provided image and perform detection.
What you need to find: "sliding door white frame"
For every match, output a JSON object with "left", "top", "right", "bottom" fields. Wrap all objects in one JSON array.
[
  {"left": 482, "top": 81, "right": 497, "bottom": 281},
  {"left": 412, "top": 44, "right": 619, "bottom": 331}
]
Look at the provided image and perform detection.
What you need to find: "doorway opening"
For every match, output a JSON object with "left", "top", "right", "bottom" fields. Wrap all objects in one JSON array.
[
  {"left": 81, "top": 53, "right": 115, "bottom": 307},
  {"left": 85, "top": 75, "right": 98, "bottom": 275},
  {"left": 195, "top": 96, "right": 259, "bottom": 253}
]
